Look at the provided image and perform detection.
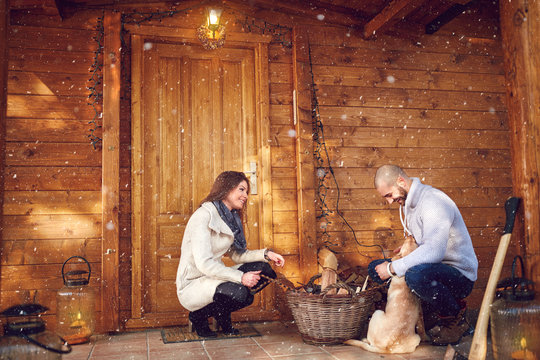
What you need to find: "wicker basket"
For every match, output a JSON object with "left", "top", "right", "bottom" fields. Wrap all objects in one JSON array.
[{"left": 286, "top": 281, "right": 377, "bottom": 345}]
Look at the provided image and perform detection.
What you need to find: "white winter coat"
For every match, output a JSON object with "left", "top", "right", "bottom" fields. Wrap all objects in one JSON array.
[{"left": 176, "top": 202, "right": 267, "bottom": 311}]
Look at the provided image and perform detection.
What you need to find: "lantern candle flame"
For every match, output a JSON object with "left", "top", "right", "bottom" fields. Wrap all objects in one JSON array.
[
  {"left": 511, "top": 338, "right": 538, "bottom": 360},
  {"left": 70, "top": 311, "right": 86, "bottom": 329}
]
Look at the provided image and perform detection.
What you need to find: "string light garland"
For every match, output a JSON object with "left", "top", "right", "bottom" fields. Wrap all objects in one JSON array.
[
  {"left": 86, "top": 3, "right": 208, "bottom": 146},
  {"left": 87, "top": 13, "right": 104, "bottom": 149},
  {"left": 82, "top": 0, "right": 386, "bottom": 264},
  {"left": 87, "top": 4, "right": 293, "bottom": 146},
  {"left": 307, "top": 43, "right": 386, "bottom": 259},
  {"left": 85, "top": 4, "right": 384, "bottom": 260},
  {"left": 120, "top": 4, "right": 203, "bottom": 25},
  {"left": 236, "top": 17, "right": 292, "bottom": 48}
]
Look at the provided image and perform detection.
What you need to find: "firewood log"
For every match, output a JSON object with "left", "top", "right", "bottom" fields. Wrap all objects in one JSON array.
[{"left": 319, "top": 247, "right": 338, "bottom": 294}]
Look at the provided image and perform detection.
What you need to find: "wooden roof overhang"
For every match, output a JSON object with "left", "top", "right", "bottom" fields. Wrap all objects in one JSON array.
[{"left": 10, "top": 0, "right": 483, "bottom": 37}]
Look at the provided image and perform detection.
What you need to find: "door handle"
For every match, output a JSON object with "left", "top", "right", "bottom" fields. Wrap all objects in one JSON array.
[{"left": 245, "top": 161, "right": 258, "bottom": 195}]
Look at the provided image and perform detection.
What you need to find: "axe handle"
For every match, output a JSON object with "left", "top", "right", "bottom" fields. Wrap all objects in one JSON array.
[
  {"left": 468, "top": 232, "right": 511, "bottom": 360},
  {"left": 469, "top": 197, "right": 519, "bottom": 360}
]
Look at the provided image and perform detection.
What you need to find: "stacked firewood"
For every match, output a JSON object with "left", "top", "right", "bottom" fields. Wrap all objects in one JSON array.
[
  {"left": 269, "top": 247, "right": 383, "bottom": 300},
  {"left": 317, "top": 247, "right": 374, "bottom": 294}
]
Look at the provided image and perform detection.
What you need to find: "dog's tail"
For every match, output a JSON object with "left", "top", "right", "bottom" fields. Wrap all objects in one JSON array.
[{"left": 344, "top": 339, "right": 386, "bottom": 353}]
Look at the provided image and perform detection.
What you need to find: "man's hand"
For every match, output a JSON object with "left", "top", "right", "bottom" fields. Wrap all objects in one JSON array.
[{"left": 375, "top": 261, "right": 392, "bottom": 281}]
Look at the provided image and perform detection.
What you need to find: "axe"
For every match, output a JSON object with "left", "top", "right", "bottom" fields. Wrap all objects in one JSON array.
[{"left": 446, "top": 197, "right": 520, "bottom": 360}]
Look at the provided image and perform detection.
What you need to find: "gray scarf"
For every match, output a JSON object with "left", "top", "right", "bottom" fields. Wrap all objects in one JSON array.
[{"left": 213, "top": 201, "right": 247, "bottom": 253}]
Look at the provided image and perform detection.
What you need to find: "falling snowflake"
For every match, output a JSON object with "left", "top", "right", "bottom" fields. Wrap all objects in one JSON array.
[{"left": 106, "top": 221, "right": 115, "bottom": 231}]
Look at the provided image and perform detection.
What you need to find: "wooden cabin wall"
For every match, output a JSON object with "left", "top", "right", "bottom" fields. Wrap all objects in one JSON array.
[
  {"left": 2, "top": 10, "right": 104, "bottom": 331},
  {"left": 303, "top": 2, "right": 514, "bottom": 309},
  {"left": 0, "top": 6, "right": 302, "bottom": 331},
  {"left": 0, "top": 0, "right": 8, "bottom": 271},
  {"left": 1, "top": 0, "right": 512, "bottom": 332}
]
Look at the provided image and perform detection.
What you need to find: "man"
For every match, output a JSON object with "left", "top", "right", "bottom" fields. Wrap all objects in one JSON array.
[{"left": 369, "top": 164, "right": 478, "bottom": 346}]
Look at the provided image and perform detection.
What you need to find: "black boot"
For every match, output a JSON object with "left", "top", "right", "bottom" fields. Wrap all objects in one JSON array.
[
  {"left": 215, "top": 311, "right": 240, "bottom": 335},
  {"left": 189, "top": 308, "right": 217, "bottom": 338}
]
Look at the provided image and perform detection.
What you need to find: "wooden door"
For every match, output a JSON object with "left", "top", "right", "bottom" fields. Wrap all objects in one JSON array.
[{"left": 130, "top": 36, "right": 273, "bottom": 327}]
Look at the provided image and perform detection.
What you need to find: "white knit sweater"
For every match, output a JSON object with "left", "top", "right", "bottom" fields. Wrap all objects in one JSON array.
[{"left": 391, "top": 178, "right": 478, "bottom": 281}]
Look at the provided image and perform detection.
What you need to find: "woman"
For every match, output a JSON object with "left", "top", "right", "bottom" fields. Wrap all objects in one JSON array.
[{"left": 176, "top": 171, "right": 285, "bottom": 338}]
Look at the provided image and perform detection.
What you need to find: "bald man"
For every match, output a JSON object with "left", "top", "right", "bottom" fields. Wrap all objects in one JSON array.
[{"left": 369, "top": 165, "right": 478, "bottom": 346}]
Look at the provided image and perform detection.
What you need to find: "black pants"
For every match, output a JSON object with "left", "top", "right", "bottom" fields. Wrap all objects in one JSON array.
[
  {"left": 212, "top": 261, "right": 276, "bottom": 313},
  {"left": 190, "top": 261, "right": 276, "bottom": 323}
]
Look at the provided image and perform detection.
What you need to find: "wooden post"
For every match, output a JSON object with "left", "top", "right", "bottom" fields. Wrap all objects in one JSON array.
[
  {"left": 102, "top": 10, "right": 121, "bottom": 332},
  {"left": 0, "top": 0, "right": 9, "bottom": 302},
  {"left": 292, "top": 26, "right": 318, "bottom": 282},
  {"left": 256, "top": 41, "right": 275, "bottom": 312},
  {"left": 499, "top": 0, "right": 540, "bottom": 284}
]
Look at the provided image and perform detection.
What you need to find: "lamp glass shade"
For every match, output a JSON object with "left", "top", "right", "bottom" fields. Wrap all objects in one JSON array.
[
  {"left": 490, "top": 297, "right": 540, "bottom": 360},
  {"left": 56, "top": 256, "right": 96, "bottom": 345},
  {"left": 207, "top": 8, "right": 223, "bottom": 31}
]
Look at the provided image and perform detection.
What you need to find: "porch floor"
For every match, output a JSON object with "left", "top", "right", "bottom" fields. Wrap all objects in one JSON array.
[{"left": 62, "top": 320, "right": 474, "bottom": 360}]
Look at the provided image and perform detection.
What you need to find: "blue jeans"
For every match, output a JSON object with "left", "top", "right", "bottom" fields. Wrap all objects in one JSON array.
[{"left": 368, "top": 260, "right": 474, "bottom": 317}]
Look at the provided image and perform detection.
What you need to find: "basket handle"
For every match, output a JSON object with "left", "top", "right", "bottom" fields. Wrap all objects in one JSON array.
[
  {"left": 299, "top": 273, "right": 321, "bottom": 293},
  {"left": 321, "top": 280, "right": 356, "bottom": 301}
]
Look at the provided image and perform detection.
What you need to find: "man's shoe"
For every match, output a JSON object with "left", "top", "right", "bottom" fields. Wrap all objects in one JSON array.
[{"left": 428, "top": 306, "right": 470, "bottom": 346}]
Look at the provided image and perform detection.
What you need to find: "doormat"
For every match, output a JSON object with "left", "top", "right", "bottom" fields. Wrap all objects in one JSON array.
[{"left": 161, "top": 323, "right": 261, "bottom": 343}]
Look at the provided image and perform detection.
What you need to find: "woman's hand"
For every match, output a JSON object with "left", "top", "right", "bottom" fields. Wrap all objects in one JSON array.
[
  {"left": 266, "top": 251, "right": 285, "bottom": 267},
  {"left": 241, "top": 271, "right": 261, "bottom": 288}
]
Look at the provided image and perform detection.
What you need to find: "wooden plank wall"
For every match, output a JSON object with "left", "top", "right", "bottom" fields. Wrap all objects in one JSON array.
[
  {"left": 270, "top": 3, "right": 514, "bottom": 310},
  {"left": 1, "top": 0, "right": 512, "bottom": 332},
  {"left": 2, "top": 10, "right": 104, "bottom": 330},
  {"left": 302, "top": 3, "right": 514, "bottom": 309},
  {"left": 0, "top": 0, "right": 8, "bottom": 308}
]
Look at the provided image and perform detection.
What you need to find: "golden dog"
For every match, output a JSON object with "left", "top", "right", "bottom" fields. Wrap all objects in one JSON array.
[{"left": 345, "top": 235, "right": 422, "bottom": 353}]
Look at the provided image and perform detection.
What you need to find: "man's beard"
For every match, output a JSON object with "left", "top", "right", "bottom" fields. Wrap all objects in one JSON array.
[{"left": 395, "top": 186, "right": 408, "bottom": 204}]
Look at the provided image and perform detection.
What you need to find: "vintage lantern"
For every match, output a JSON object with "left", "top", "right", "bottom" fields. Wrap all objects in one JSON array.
[
  {"left": 56, "top": 256, "right": 96, "bottom": 345},
  {"left": 490, "top": 256, "right": 540, "bottom": 360},
  {"left": 196, "top": 7, "right": 226, "bottom": 49},
  {"left": 0, "top": 303, "right": 71, "bottom": 359}
]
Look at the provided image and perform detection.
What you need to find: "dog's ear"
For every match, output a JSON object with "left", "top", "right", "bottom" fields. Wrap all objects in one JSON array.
[
  {"left": 392, "top": 235, "right": 418, "bottom": 260},
  {"left": 398, "top": 236, "right": 417, "bottom": 257}
]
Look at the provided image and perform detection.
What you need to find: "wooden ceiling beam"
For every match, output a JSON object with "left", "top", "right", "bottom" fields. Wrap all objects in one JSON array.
[
  {"left": 362, "top": 0, "right": 427, "bottom": 38},
  {"left": 9, "top": 0, "right": 62, "bottom": 16},
  {"left": 226, "top": 0, "right": 365, "bottom": 28},
  {"left": 288, "top": 0, "right": 370, "bottom": 20},
  {"left": 425, "top": 1, "right": 473, "bottom": 34}
]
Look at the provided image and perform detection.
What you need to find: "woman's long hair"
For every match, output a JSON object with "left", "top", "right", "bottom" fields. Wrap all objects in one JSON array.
[{"left": 200, "top": 171, "right": 250, "bottom": 223}]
